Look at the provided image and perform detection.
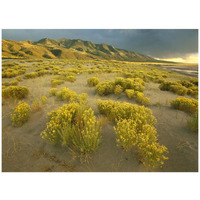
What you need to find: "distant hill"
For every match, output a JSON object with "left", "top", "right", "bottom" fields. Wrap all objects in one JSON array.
[{"left": 2, "top": 38, "right": 158, "bottom": 62}]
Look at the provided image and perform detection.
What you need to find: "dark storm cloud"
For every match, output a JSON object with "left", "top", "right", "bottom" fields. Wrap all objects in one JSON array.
[{"left": 2, "top": 29, "right": 198, "bottom": 58}]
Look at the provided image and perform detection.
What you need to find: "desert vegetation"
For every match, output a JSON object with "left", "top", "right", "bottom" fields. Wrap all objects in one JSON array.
[{"left": 2, "top": 58, "right": 198, "bottom": 172}]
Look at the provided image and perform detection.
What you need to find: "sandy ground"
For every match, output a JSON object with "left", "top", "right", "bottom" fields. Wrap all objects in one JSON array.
[{"left": 1, "top": 61, "right": 198, "bottom": 172}]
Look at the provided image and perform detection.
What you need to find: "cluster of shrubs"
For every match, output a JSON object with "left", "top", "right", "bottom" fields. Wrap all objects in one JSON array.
[
  {"left": 10, "top": 101, "right": 31, "bottom": 127},
  {"left": 95, "top": 77, "right": 145, "bottom": 96},
  {"left": 170, "top": 97, "right": 198, "bottom": 114},
  {"left": 49, "top": 87, "right": 88, "bottom": 104},
  {"left": 124, "top": 71, "right": 167, "bottom": 83},
  {"left": 2, "top": 86, "right": 29, "bottom": 99},
  {"left": 2, "top": 80, "right": 18, "bottom": 86},
  {"left": 159, "top": 80, "right": 198, "bottom": 97},
  {"left": 125, "top": 89, "right": 150, "bottom": 105},
  {"left": 41, "top": 103, "right": 102, "bottom": 154},
  {"left": 97, "top": 100, "right": 168, "bottom": 168},
  {"left": 2, "top": 66, "right": 26, "bottom": 78}
]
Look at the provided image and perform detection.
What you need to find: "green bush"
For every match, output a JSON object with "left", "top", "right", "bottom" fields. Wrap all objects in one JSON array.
[
  {"left": 170, "top": 97, "right": 198, "bottom": 114},
  {"left": 87, "top": 77, "right": 100, "bottom": 86},
  {"left": 2, "top": 86, "right": 29, "bottom": 99},
  {"left": 10, "top": 102, "right": 31, "bottom": 127}
]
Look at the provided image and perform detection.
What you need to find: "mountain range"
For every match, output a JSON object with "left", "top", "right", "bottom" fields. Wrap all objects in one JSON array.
[{"left": 2, "top": 38, "right": 158, "bottom": 62}]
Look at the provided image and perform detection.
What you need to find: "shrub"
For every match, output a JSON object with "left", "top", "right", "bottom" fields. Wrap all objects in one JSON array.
[
  {"left": 16, "top": 76, "right": 22, "bottom": 82},
  {"left": 51, "top": 79, "right": 65, "bottom": 87},
  {"left": 134, "top": 92, "right": 150, "bottom": 105},
  {"left": 125, "top": 89, "right": 135, "bottom": 99},
  {"left": 169, "top": 84, "right": 188, "bottom": 96},
  {"left": 95, "top": 81, "right": 115, "bottom": 96},
  {"left": 49, "top": 88, "right": 58, "bottom": 96},
  {"left": 32, "top": 96, "right": 48, "bottom": 111},
  {"left": 10, "top": 102, "right": 31, "bottom": 127},
  {"left": 2, "top": 86, "right": 29, "bottom": 99},
  {"left": 178, "top": 80, "right": 194, "bottom": 88},
  {"left": 66, "top": 75, "right": 76, "bottom": 82},
  {"left": 87, "top": 77, "right": 100, "bottom": 87},
  {"left": 114, "top": 85, "right": 123, "bottom": 95},
  {"left": 159, "top": 81, "right": 191, "bottom": 96},
  {"left": 56, "top": 87, "right": 78, "bottom": 102},
  {"left": 97, "top": 100, "right": 156, "bottom": 126},
  {"left": 170, "top": 97, "right": 198, "bottom": 114},
  {"left": 41, "top": 103, "right": 101, "bottom": 154},
  {"left": 2, "top": 80, "right": 18, "bottom": 86},
  {"left": 24, "top": 72, "right": 39, "bottom": 79},
  {"left": 114, "top": 119, "right": 168, "bottom": 168},
  {"left": 159, "top": 81, "right": 175, "bottom": 91},
  {"left": 115, "top": 77, "right": 145, "bottom": 92},
  {"left": 77, "top": 93, "right": 88, "bottom": 105},
  {"left": 187, "top": 112, "right": 198, "bottom": 133},
  {"left": 187, "top": 86, "right": 198, "bottom": 97}
]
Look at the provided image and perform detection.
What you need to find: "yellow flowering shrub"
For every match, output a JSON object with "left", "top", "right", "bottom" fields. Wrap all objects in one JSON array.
[
  {"left": 170, "top": 97, "right": 198, "bottom": 114},
  {"left": 114, "top": 85, "right": 123, "bottom": 95},
  {"left": 56, "top": 87, "right": 78, "bottom": 101},
  {"left": 2, "top": 86, "right": 29, "bottom": 99},
  {"left": 51, "top": 79, "right": 65, "bottom": 87},
  {"left": 134, "top": 92, "right": 150, "bottom": 105},
  {"left": 66, "top": 75, "right": 76, "bottom": 82},
  {"left": 49, "top": 88, "right": 58, "bottom": 96},
  {"left": 87, "top": 77, "right": 100, "bottom": 86},
  {"left": 97, "top": 100, "right": 156, "bottom": 125},
  {"left": 2, "top": 80, "right": 18, "bottom": 86},
  {"left": 10, "top": 101, "right": 31, "bottom": 127},
  {"left": 159, "top": 81, "right": 189, "bottom": 96},
  {"left": 125, "top": 89, "right": 135, "bottom": 99},
  {"left": 95, "top": 81, "right": 115, "bottom": 96},
  {"left": 72, "top": 108, "right": 101, "bottom": 153},
  {"left": 187, "top": 86, "right": 198, "bottom": 97},
  {"left": 114, "top": 117, "right": 168, "bottom": 168},
  {"left": 115, "top": 77, "right": 145, "bottom": 92},
  {"left": 169, "top": 84, "right": 188, "bottom": 96},
  {"left": 77, "top": 93, "right": 88, "bottom": 105},
  {"left": 24, "top": 72, "right": 39, "bottom": 79},
  {"left": 97, "top": 99, "right": 168, "bottom": 168},
  {"left": 41, "top": 103, "right": 101, "bottom": 154}
]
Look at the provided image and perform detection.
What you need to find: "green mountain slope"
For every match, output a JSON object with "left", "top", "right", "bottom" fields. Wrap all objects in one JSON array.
[{"left": 2, "top": 38, "right": 157, "bottom": 62}]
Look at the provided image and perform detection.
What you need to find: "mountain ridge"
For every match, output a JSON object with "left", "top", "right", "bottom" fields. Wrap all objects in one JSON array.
[{"left": 2, "top": 38, "right": 158, "bottom": 62}]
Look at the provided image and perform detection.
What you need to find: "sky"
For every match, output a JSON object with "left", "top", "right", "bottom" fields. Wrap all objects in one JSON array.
[{"left": 2, "top": 29, "right": 198, "bottom": 63}]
